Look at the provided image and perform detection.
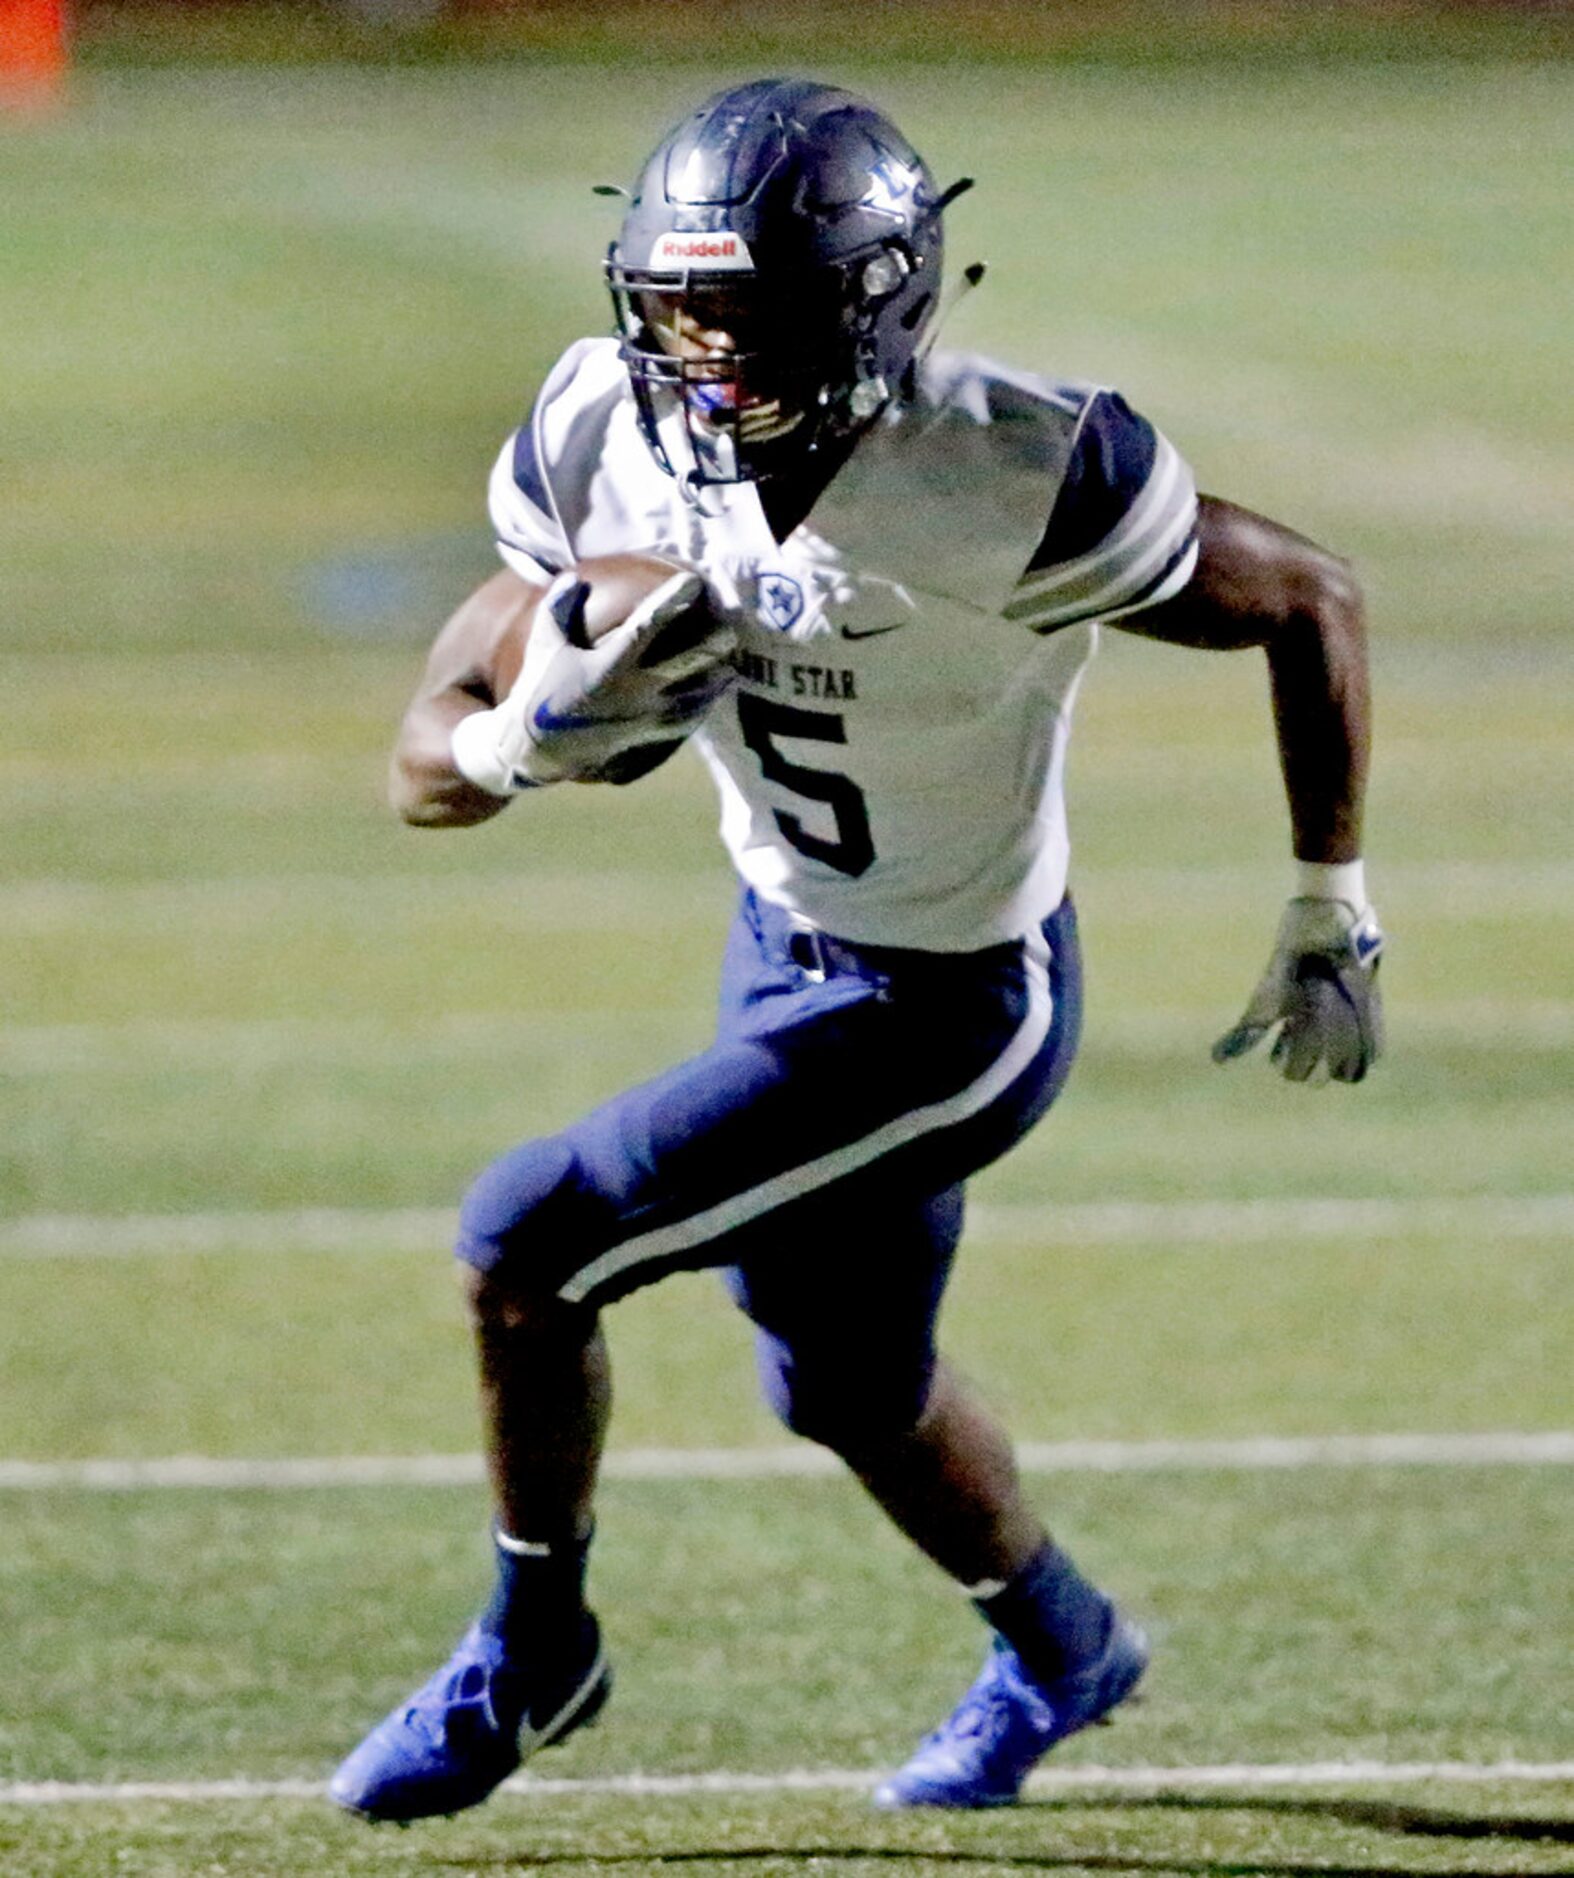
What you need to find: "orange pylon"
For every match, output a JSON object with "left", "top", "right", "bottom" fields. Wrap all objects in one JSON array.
[{"left": 1, "top": 0, "right": 69, "bottom": 109}]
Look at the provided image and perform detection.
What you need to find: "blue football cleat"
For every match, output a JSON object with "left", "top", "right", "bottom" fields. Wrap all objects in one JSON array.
[
  {"left": 329, "top": 1616, "right": 610, "bottom": 1824},
  {"left": 873, "top": 1615, "right": 1148, "bottom": 1809}
]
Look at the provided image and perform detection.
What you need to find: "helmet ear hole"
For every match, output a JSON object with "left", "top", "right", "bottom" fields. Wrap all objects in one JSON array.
[{"left": 899, "top": 290, "right": 934, "bottom": 331}]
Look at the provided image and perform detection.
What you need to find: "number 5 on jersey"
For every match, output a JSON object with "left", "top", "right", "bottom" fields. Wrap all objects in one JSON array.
[{"left": 736, "top": 693, "right": 876, "bottom": 879}]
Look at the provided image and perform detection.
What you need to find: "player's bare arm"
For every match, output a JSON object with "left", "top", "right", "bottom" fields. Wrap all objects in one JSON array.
[
  {"left": 1114, "top": 495, "right": 1384, "bottom": 1082},
  {"left": 390, "top": 569, "right": 541, "bottom": 830},
  {"left": 1113, "top": 495, "right": 1369, "bottom": 865}
]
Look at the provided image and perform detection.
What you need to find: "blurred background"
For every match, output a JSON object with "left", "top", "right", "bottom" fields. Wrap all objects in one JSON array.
[
  {"left": 4, "top": 0, "right": 1568, "bottom": 1221},
  {"left": 0, "top": 3, "right": 1569, "bottom": 1868}
]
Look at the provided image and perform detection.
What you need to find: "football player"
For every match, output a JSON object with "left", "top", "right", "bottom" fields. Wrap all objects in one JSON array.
[{"left": 332, "top": 78, "right": 1384, "bottom": 1822}]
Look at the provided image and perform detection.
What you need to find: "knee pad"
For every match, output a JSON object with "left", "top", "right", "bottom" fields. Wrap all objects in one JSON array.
[{"left": 454, "top": 1136, "right": 588, "bottom": 1281}]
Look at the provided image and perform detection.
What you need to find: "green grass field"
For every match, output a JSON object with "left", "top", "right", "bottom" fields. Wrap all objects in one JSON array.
[{"left": 1, "top": 18, "right": 1571, "bottom": 1877}]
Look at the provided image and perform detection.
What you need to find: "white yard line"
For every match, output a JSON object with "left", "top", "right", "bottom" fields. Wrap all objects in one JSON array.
[
  {"left": 4, "top": 1193, "right": 1570, "bottom": 1259},
  {"left": 0, "top": 1206, "right": 457, "bottom": 1257},
  {"left": 2, "top": 1432, "right": 1570, "bottom": 1492},
  {"left": 0, "top": 1009, "right": 710, "bottom": 1074},
  {"left": 2, "top": 1761, "right": 1571, "bottom": 1806},
  {"left": 2, "top": 858, "right": 1569, "bottom": 928},
  {"left": 4, "top": 998, "right": 1571, "bottom": 1075},
  {"left": 0, "top": 872, "right": 708, "bottom": 935}
]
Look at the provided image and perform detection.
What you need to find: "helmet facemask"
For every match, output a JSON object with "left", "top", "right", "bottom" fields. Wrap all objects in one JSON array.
[{"left": 608, "top": 241, "right": 931, "bottom": 488}]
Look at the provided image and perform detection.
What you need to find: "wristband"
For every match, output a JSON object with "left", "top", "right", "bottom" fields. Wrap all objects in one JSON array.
[
  {"left": 1295, "top": 858, "right": 1366, "bottom": 909},
  {"left": 450, "top": 709, "right": 541, "bottom": 797}
]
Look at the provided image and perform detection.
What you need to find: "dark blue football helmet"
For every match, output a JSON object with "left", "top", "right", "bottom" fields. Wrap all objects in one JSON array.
[{"left": 607, "top": 79, "right": 964, "bottom": 487}]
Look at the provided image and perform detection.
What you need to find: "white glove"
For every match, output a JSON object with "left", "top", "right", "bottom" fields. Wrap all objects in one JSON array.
[
  {"left": 1213, "top": 894, "right": 1385, "bottom": 1083},
  {"left": 452, "top": 568, "right": 736, "bottom": 791}
]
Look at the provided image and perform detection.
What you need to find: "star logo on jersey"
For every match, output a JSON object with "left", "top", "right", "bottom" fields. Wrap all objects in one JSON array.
[
  {"left": 1352, "top": 920, "right": 1384, "bottom": 967},
  {"left": 755, "top": 573, "right": 805, "bottom": 633}
]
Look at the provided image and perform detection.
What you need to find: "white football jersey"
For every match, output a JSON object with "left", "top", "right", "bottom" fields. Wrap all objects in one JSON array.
[{"left": 489, "top": 337, "right": 1198, "bottom": 951}]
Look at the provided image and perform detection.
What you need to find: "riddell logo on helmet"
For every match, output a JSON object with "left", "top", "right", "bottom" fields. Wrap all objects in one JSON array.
[{"left": 651, "top": 231, "right": 755, "bottom": 271}]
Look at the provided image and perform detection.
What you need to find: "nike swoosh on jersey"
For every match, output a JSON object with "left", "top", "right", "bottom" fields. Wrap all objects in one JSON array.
[{"left": 839, "top": 620, "right": 906, "bottom": 640}]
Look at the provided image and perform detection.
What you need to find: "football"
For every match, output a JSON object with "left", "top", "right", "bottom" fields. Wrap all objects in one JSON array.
[{"left": 489, "top": 552, "right": 692, "bottom": 697}]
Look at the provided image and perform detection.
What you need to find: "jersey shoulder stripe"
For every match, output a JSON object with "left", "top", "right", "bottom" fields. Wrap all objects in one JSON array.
[
  {"left": 512, "top": 417, "right": 552, "bottom": 521},
  {"left": 489, "top": 436, "right": 564, "bottom": 582},
  {"left": 1005, "top": 389, "right": 1197, "bottom": 632},
  {"left": 1025, "top": 389, "right": 1157, "bottom": 568},
  {"left": 488, "top": 338, "right": 627, "bottom": 581}
]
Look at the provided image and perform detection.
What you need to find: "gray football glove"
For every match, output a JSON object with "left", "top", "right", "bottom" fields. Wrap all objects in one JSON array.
[
  {"left": 453, "top": 568, "right": 736, "bottom": 791},
  {"left": 1213, "top": 896, "right": 1385, "bottom": 1084}
]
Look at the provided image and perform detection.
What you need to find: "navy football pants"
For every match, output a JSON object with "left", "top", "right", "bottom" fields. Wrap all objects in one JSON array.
[{"left": 456, "top": 890, "right": 1082, "bottom": 1439}]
